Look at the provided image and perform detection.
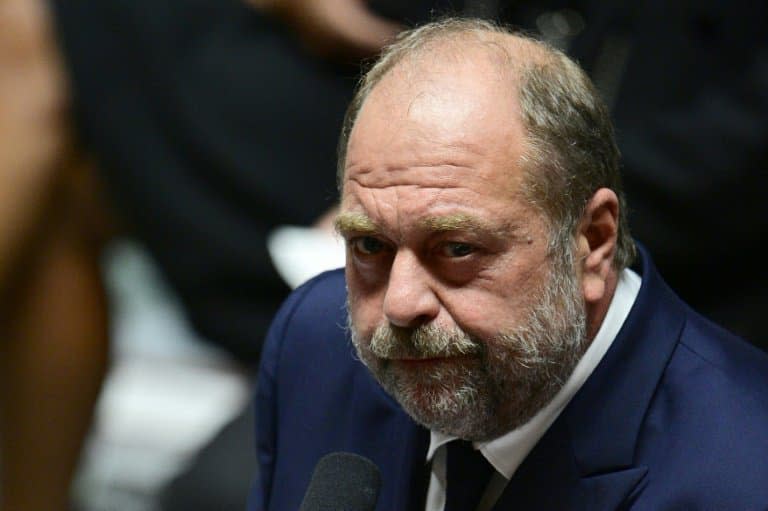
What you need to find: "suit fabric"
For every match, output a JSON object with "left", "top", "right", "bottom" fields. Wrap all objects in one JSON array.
[{"left": 250, "top": 247, "right": 768, "bottom": 510}]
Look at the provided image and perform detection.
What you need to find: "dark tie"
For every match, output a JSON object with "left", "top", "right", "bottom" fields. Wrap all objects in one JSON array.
[
  {"left": 444, "top": 440, "right": 496, "bottom": 511},
  {"left": 407, "top": 426, "right": 432, "bottom": 511}
]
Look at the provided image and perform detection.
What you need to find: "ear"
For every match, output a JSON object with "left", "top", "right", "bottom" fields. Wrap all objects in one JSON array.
[{"left": 576, "top": 188, "right": 619, "bottom": 304}]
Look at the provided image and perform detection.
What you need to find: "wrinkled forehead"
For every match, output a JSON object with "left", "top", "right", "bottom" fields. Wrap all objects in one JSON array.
[
  {"left": 344, "top": 32, "right": 547, "bottom": 154},
  {"left": 344, "top": 44, "right": 528, "bottom": 182}
]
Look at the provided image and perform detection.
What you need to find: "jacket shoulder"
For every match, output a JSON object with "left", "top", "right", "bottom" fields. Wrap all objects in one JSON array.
[
  {"left": 259, "top": 269, "right": 348, "bottom": 366},
  {"left": 253, "top": 270, "right": 352, "bottom": 510},
  {"left": 636, "top": 312, "right": 768, "bottom": 508}
]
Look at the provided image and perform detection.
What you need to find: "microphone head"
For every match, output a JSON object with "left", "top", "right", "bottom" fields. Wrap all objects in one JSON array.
[{"left": 299, "top": 452, "right": 382, "bottom": 511}]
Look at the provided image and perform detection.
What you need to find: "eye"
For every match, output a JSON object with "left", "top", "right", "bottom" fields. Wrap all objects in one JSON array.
[
  {"left": 440, "top": 242, "right": 474, "bottom": 258},
  {"left": 351, "top": 236, "right": 387, "bottom": 255}
]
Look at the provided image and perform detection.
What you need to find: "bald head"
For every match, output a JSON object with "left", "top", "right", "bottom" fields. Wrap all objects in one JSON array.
[
  {"left": 337, "top": 17, "right": 635, "bottom": 270},
  {"left": 338, "top": 19, "right": 553, "bottom": 186},
  {"left": 345, "top": 41, "right": 529, "bottom": 205},
  {"left": 339, "top": 19, "right": 557, "bottom": 185}
]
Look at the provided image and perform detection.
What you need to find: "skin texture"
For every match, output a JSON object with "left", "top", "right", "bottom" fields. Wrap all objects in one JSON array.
[{"left": 336, "top": 38, "right": 620, "bottom": 439}]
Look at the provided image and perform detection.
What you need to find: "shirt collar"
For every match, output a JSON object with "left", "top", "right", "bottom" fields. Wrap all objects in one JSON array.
[{"left": 426, "top": 268, "right": 642, "bottom": 477}]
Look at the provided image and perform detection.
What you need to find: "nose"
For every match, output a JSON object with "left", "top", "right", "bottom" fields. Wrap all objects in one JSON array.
[{"left": 383, "top": 250, "right": 440, "bottom": 328}]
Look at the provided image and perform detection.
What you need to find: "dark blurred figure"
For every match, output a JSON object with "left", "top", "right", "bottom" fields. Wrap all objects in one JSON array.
[{"left": 51, "top": 0, "right": 359, "bottom": 365}]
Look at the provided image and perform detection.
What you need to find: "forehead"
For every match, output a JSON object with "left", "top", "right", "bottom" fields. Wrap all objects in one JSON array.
[
  {"left": 342, "top": 46, "right": 530, "bottom": 216},
  {"left": 351, "top": 50, "right": 524, "bottom": 161}
]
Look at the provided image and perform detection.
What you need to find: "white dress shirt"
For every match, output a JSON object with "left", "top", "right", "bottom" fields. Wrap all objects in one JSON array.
[{"left": 424, "top": 268, "right": 642, "bottom": 511}]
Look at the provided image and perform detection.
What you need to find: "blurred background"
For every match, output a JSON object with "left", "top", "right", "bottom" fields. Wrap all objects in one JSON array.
[{"left": 1, "top": 0, "right": 765, "bottom": 510}]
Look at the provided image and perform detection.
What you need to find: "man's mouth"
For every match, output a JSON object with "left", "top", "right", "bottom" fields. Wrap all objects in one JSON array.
[{"left": 390, "top": 354, "right": 475, "bottom": 367}]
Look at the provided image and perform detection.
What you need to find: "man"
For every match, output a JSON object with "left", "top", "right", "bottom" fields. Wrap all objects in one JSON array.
[{"left": 251, "top": 18, "right": 768, "bottom": 511}]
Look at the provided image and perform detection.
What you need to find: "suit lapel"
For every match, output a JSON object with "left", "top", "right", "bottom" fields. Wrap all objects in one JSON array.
[
  {"left": 565, "top": 248, "right": 684, "bottom": 475},
  {"left": 492, "top": 418, "right": 584, "bottom": 510},
  {"left": 492, "top": 417, "right": 648, "bottom": 511}
]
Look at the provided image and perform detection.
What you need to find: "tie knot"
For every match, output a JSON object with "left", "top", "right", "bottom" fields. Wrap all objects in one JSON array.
[{"left": 444, "top": 441, "right": 496, "bottom": 511}]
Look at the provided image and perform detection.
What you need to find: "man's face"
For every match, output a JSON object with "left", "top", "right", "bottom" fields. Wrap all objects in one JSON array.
[{"left": 337, "top": 56, "right": 587, "bottom": 440}]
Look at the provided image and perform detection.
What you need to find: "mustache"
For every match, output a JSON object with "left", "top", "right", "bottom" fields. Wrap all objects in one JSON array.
[{"left": 367, "top": 324, "right": 483, "bottom": 360}]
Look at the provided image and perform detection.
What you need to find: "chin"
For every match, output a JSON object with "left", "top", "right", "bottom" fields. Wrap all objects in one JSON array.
[
  {"left": 380, "top": 360, "right": 500, "bottom": 439},
  {"left": 403, "top": 392, "right": 501, "bottom": 441}
]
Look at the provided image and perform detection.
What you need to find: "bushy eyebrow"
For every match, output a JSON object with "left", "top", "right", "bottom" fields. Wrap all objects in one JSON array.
[
  {"left": 335, "top": 211, "right": 509, "bottom": 239},
  {"left": 334, "top": 212, "right": 378, "bottom": 236},
  {"left": 418, "top": 214, "right": 506, "bottom": 237}
]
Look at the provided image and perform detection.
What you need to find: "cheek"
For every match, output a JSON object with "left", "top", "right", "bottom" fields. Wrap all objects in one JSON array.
[
  {"left": 346, "top": 269, "right": 385, "bottom": 337},
  {"left": 439, "top": 275, "right": 543, "bottom": 338},
  {"left": 441, "top": 292, "right": 512, "bottom": 338}
]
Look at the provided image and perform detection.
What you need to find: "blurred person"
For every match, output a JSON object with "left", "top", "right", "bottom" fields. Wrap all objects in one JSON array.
[
  {"left": 1, "top": 2, "right": 110, "bottom": 510},
  {"left": 252, "top": 18, "right": 768, "bottom": 510}
]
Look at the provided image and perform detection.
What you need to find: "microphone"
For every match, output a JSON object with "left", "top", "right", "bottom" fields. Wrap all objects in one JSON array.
[{"left": 299, "top": 452, "right": 382, "bottom": 511}]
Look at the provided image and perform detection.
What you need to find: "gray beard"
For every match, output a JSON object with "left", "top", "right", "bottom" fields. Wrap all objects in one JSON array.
[{"left": 349, "top": 251, "right": 588, "bottom": 441}]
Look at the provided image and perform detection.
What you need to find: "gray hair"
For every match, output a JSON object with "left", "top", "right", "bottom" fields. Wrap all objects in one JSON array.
[{"left": 337, "top": 17, "right": 636, "bottom": 269}]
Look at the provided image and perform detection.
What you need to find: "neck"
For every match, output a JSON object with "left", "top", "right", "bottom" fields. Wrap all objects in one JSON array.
[{"left": 585, "top": 268, "right": 619, "bottom": 342}]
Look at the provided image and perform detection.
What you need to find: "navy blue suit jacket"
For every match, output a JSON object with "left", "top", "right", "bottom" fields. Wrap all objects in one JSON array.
[{"left": 250, "top": 248, "right": 768, "bottom": 510}]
